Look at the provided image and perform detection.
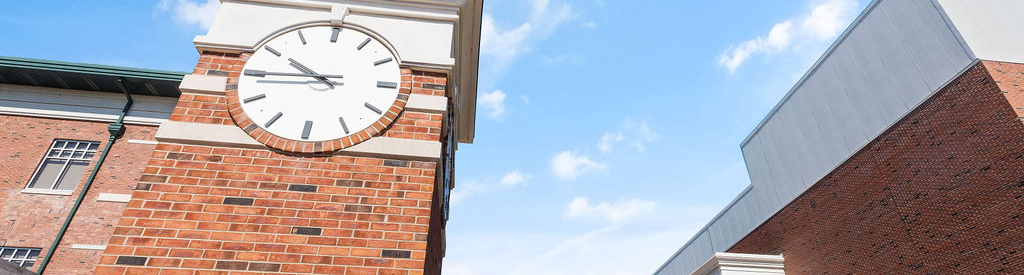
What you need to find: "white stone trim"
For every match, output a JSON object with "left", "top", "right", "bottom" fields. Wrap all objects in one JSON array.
[
  {"left": 405, "top": 94, "right": 447, "bottom": 114},
  {"left": 155, "top": 121, "right": 441, "bottom": 160},
  {"left": 691, "top": 253, "right": 785, "bottom": 275},
  {"left": 178, "top": 74, "right": 228, "bottom": 95},
  {"left": 127, "top": 139, "right": 160, "bottom": 145},
  {"left": 70, "top": 244, "right": 107, "bottom": 250},
  {"left": 21, "top": 188, "right": 73, "bottom": 196},
  {"left": 156, "top": 120, "right": 264, "bottom": 148},
  {"left": 96, "top": 193, "right": 132, "bottom": 203}
]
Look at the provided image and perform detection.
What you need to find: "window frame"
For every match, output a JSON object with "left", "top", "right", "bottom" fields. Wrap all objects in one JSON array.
[
  {"left": 24, "top": 139, "right": 100, "bottom": 194},
  {"left": 0, "top": 246, "right": 41, "bottom": 269}
]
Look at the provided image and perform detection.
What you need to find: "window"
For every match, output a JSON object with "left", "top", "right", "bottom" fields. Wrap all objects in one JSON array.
[
  {"left": 26, "top": 140, "right": 99, "bottom": 191},
  {"left": 0, "top": 247, "right": 40, "bottom": 269}
]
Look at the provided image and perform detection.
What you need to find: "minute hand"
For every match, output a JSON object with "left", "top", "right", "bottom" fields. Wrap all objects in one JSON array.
[
  {"left": 244, "top": 69, "right": 344, "bottom": 79},
  {"left": 288, "top": 58, "right": 335, "bottom": 89}
]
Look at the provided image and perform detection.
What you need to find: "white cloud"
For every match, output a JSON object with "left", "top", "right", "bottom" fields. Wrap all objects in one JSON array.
[
  {"left": 582, "top": 20, "right": 599, "bottom": 30},
  {"left": 550, "top": 151, "right": 606, "bottom": 181},
  {"left": 479, "top": 90, "right": 507, "bottom": 118},
  {"left": 565, "top": 197, "right": 656, "bottom": 224},
  {"left": 803, "top": 0, "right": 858, "bottom": 39},
  {"left": 718, "top": 0, "right": 857, "bottom": 73},
  {"left": 629, "top": 121, "right": 660, "bottom": 152},
  {"left": 499, "top": 171, "right": 532, "bottom": 187},
  {"left": 597, "top": 132, "right": 623, "bottom": 154},
  {"left": 450, "top": 180, "right": 487, "bottom": 206},
  {"left": 541, "top": 53, "right": 585, "bottom": 66},
  {"left": 480, "top": 0, "right": 575, "bottom": 72},
  {"left": 596, "top": 120, "right": 660, "bottom": 154},
  {"left": 156, "top": 0, "right": 220, "bottom": 30}
]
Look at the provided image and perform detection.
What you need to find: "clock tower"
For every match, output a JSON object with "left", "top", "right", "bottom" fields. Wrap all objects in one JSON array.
[{"left": 94, "top": 0, "right": 482, "bottom": 274}]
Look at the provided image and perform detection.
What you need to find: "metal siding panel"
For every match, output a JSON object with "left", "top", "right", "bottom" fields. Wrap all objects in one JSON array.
[
  {"left": 766, "top": 106, "right": 805, "bottom": 200},
  {"left": 831, "top": 44, "right": 888, "bottom": 135},
  {"left": 786, "top": 89, "right": 831, "bottom": 185},
  {"left": 799, "top": 73, "right": 851, "bottom": 181},
  {"left": 886, "top": 0, "right": 950, "bottom": 91},
  {"left": 757, "top": 126, "right": 792, "bottom": 207},
  {"left": 818, "top": 62, "right": 870, "bottom": 154}
]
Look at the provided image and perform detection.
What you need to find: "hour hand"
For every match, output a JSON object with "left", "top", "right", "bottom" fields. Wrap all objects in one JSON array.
[
  {"left": 244, "top": 69, "right": 343, "bottom": 79},
  {"left": 287, "top": 58, "right": 337, "bottom": 89}
]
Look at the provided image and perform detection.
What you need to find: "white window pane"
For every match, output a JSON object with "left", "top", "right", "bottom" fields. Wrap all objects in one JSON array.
[
  {"left": 55, "top": 161, "right": 89, "bottom": 190},
  {"left": 25, "top": 250, "right": 39, "bottom": 260},
  {"left": 27, "top": 159, "right": 66, "bottom": 189},
  {"left": 0, "top": 249, "right": 12, "bottom": 259},
  {"left": 53, "top": 141, "right": 65, "bottom": 149},
  {"left": 88, "top": 143, "right": 99, "bottom": 151},
  {"left": 72, "top": 152, "right": 84, "bottom": 159},
  {"left": 64, "top": 142, "right": 76, "bottom": 149},
  {"left": 76, "top": 143, "right": 89, "bottom": 150},
  {"left": 47, "top": 150, "right": 60, "bottom": 157},
  {"left": 84, "top": 152, "right": 95, "bottom": 159},
  {"left": 59, "top": 151, "right": 72, "bottom": 158}
]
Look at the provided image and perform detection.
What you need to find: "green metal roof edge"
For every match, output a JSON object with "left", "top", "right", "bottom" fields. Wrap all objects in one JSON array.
[{"left": 0, "top": 55, "right": 187, "bottom": 82}]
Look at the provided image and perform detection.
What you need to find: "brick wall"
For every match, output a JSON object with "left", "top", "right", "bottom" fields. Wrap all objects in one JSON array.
[
  {"left": 0, "top": 115, "right": 159, "bottom": 274},
  {"left": 96, "top": 51, "right": 452, "bottom": 274},
  {"left": 728, "top": 61, "right": 1024, "bottom": 274}
]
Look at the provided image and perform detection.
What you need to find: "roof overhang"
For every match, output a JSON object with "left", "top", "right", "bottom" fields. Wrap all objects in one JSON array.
[{"left": 0, "top": 56, "right": 185, "bottom": 97}]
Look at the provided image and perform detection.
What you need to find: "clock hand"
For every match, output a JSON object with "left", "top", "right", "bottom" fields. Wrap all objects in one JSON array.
[
  {"left": 244, "top": 69, "right": 344, "bottom": 79},
  {"left": 287, "top": 58, "right": 334, "bottom": 89}
]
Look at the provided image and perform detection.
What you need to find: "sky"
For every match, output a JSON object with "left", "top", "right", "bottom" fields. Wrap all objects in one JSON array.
[{"left": 0, "top": 0, "right": 869, "bottom": 274}]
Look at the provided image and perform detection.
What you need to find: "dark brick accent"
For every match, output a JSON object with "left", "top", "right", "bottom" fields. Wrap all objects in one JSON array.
[
  {"left": 421, "top": 83, "right": 446, "bottom": 90},
  {"left": 165, "top": 152, "right": 193, "bottom": 160},
  {"left": 207, "top": 70, "right": 229, "bottom": 76},
  {"left": 225, "top": 84, "right": 238, "bottom": 91},
  {"left": 215, "top": 261, "right": 248, "bottom": 270},
  {"left": 135, "top": 183, "right": 151, "bottom": 191},
  {"left": 138, "top": 174, "right": 167, "bottom": 183},
  {"left": 115, "top": 256, "right": 147, "bottom": 266},
  {"left": 414, "top": 234, "right": 428, "bottom": 242},
  {"left": 292, "top": 227, "right": 322, "bottom": 236},
  {"left": 247, "top": 263, "right": 280, "bottom": 272},
  {"left": 381, "top": 250, "right": 412, "bottom": 259},
  {"left": 344, "top": 205, "right": 373, "bottom": 213},
  {"left": 259, "top": 182, "right": 289, "bottom": 190},
  {"left": 223, "top": 197, "right": 254, "bottom": 206},
  {"left": 383, "top": 160, "right": 408, "bottom": 167},
  {"left": 288, "top": 184, "right": 318, "bottom": 192},
  {"left": 336, "top": 179, "right": 364, "bottom": 187}
]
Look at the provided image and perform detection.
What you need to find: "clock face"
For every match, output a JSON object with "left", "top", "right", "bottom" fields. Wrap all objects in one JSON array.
[{"left": 237, "top": 26, "right": 401, "bottom": 142}]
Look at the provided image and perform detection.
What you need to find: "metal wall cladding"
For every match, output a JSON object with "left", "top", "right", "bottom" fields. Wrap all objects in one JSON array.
[
  {"left": 653, "top": 0, "right": 992, "bottom": 274},
  {"left": 939, "top": 0, "right": 1024, "bottom": 64}
]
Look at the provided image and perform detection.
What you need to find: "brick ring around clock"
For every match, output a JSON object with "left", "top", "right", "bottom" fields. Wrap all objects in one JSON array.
[{"left": 225, "top": 25, "right": 411, "bottom": 154}]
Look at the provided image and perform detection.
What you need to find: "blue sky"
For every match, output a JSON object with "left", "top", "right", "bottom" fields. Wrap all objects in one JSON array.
[{"left": 0, "top": 0, "right": 868, "bottom": 274}]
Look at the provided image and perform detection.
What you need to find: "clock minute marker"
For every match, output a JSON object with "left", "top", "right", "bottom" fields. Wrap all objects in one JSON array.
[
  {"left": 330, "top": 27, "right": 341, "bottom": 43},
  {"left": 297, "top": 30, "right": 307, "bottom": 45},
  {"left": 364, "top": 103, "right": 383, "bottom": 114},
  {"left": 243, "top": 93, "right": 266, "bottom": 103},
  {"left": 377, "top": 81, "right": 398, "bottom": 89},
  {"left": 264, "top": 46, "right": 282, "bottom": 57},
  {"left": 301, "top": 120, "right": 313, "bottom": 140},
  {"left": 265, "top": 112, "right": 283, "bottom": 128},
  {"left": 357, "top": 38, "right": 371, "bottom": 50},
  {"left": 374, "top": 58, "right": 393, "bottom": 66},
  {"left": 339, "top": 117, "right": 350, "bottom": 134}
]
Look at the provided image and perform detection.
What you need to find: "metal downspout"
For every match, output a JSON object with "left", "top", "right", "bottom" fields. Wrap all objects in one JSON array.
[{"left": 36, "top": 78, "right": 134, "bottom": 274}]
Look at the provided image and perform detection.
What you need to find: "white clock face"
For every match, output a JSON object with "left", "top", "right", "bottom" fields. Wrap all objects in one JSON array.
[{"left": 237, "top": 26, "right": 401, "bottom": 142}]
